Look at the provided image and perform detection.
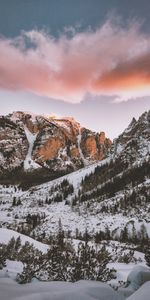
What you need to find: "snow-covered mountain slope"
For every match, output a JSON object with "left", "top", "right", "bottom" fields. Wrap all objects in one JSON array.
[
  {"left": 0, "top": 111, "right": 149, "bottom": 243},
  {"left": 0, "top": 111, "right": 111, "bottom": 187},
  {"left": 0, "top": 111, "right": 150, "bottom": 296},
  {"left": 0, "top": 111, "right": 149, "bottom": 245}
]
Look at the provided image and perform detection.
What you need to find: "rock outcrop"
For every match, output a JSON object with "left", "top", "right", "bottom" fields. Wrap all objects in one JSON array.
[{"left": 0, "top": 111, "right": 112, "bottom": 185}]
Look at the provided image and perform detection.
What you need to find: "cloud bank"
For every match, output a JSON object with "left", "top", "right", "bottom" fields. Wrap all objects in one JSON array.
[{"left": 0, "top": 21, "right": 150, "bottom": 102}]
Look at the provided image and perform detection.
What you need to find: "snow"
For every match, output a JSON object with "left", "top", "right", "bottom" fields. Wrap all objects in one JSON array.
[
  {"left": 55, "top": 120, "right": 71, "bottom": 132},
  {"left": 0, "top": 266, "right": 150, "bottom": 300},
  {"left": 108, "top": 262, "right": 146, "bottom": 285},
  {"left": 127, "top": 265, "right": 150, "bottom": 290},
  {"left": 2, "top": 260, "right": 23, "bottom": 280},
  {"left": 0, "top": 159, "right": 149, "bottom": 241},
  {"left": 113, "top": 141, "right": 124, "bottom": 157},
  {"left": 108, "top": 264, "right": 150, "bottom": 296},
  {"left": 0, "top": 168, "right": 149, "bottom": 240},
  {"left": 10, "top": 111, "right": 37, "bottom": 123},
  {"left": 0, "top": 152, "right": 4, "bottom": 161},
  {"left": 77, "top": 128, "right": 89, "bottom": 166},
  {"left": 117, "top": 265, "right": 150, "bottom": 298},
  {"left": 0, "top": 278, "right": 123, "bottom": 300},
  {"left": 0, "top": 257, "right": 150, "bottom": 300},
  {"left": 0, "top": 228, "right": 49, "bottom": 253},
  {"left": 127, "top": 281, "right": 150, "bottom": 300},
  {"left": 33, "top": 156, "right": 110, "bottom": 193},
  {"left": 23, "top": 126, "right": 40, "bottom": 170}
]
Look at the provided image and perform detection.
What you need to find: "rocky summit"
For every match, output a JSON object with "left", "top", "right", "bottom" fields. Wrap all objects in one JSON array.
[{"left": 0, "top": 111, "right": 111, "bottom": 187}]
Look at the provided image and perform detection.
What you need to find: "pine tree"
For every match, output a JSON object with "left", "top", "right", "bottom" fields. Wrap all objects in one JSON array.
[
  {"left": 57, "top": 218, "right": 65, "bottom": 249},
  {"left": 138, "top": 224, "right": 148, "bottom": 245},
  {"left": 15, "top": 236, "right": 21, "bottom": 251},
  {"left": 12, "top": 197, "right": 16, "bottom": 206},
  {"left": 120, "top": 226, "right": 129, "bottom": 242},
  {"left": 6, "top": 237, "right": 16, "bottom": 259},
  {"left": 132, "top": 223, "right": 137, "bottom": 244},
  {"left": 0, "top": 244, "right": 6, "bottom": 269},
  {"left": 145, "top": 245, "right": 150, "bottom": 267}
]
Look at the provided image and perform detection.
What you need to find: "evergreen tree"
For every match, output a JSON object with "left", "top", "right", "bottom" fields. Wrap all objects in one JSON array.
[
  {"left": 15, "top": 236, "right": 21, "bottom": 251},
  {"left": 57, "top": 218, "right": 65, "bottom": 249},
  {"left": 120, "top": 226, "right": 129, "bottom": 243},
  {"left": 145, "top": 244, "right": 150, "bottom": 267},
  {"left": 0, "top": 244, "right": 6, "bottom": 269}
]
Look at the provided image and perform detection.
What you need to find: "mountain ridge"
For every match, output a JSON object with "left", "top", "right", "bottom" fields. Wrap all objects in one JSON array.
[
  {"left": 0, "top": 111, "right": 111, "bottom": 187},
  {"left": 0, "top": 110, "right": 149, "bottom": 242}
]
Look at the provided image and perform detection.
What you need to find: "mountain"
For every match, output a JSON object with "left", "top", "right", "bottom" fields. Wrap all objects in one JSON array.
[
  {"left": 111, "top": 110, "right": 150, "bottom": 163},
  {"left": 0, "top": 111, "right": 111, "bottom": 187},
  {"left": 0, "top": 110, "right": 149, "bottom": 286},
  {"left": 0, "top": 111, "right": 149, "bottom": 242}
]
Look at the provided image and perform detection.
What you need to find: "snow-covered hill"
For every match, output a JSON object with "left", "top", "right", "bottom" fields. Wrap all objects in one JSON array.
[{"left": 0, "top": 228, "right": 49, "bottom": 253}]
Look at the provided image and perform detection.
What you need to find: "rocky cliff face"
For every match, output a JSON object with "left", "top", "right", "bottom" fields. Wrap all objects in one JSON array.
[
  {"left": 111, "top": 110, "right": 150, "bottom": 164},
  {"left": 80, "top": 129, "right": 112, "bottom": 161},
  {"left": 0, "top": 111, "right": 111, "bottom": 185},
  {"left": 0, "top": 116, "right": 28, "bottom": 177}
]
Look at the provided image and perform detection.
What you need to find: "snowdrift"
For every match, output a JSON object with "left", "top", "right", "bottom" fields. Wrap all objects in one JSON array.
[
  {"left": 118, "top": 265, "right": 150, "bottom": 298},
  {"left": 0, "top": 280, "right": 123, "bottom": 300},
  {"left": 127, "top": 281, "right": 150, "bottom": 300},
  {"left": 0, "top": 260, "right": 150, "bottom": 300}
]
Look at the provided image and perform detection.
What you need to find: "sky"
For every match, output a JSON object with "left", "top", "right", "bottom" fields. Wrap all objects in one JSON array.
[{"left": 0, "top": 0, "right": 150, "bottom": 139}]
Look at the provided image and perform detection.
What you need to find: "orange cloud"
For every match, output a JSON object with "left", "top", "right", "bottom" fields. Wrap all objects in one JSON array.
[
  {"left": 0, "top": 21, "right": 150, "bottom": 102},
  {"left": 93, "top": 53, "right": 150, "bottom": 90}
]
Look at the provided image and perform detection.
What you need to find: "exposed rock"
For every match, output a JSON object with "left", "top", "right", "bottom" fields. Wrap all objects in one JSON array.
[
  {"left": 81, "top": 129, "right": 112, "bottom": 161},
  {"left": 36, "top": 137, "right": 65, "bottom": 161},
  {"left": 111, "top": 110, "right": 150, "bottom": 163},
  {"left": 0, "top": 116, "right": 28, "bottom": 177},
  {"left": 0, "top": 111, "right": 111, "bottom": 185},
  {"left": 70, "top": 146, "right": 80, "bottom": 158},
  {"left": 82, "top": 135, "right": 98, "bottom": 159},
  {"left": 99, "top": 132, "right": 106, "bottom": 145}
]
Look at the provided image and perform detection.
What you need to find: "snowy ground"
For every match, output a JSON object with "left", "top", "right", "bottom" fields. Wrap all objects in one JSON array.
[
  {"left": 0, "top": 228, "right": 148, "bottom": 284},
  {"left": 0, "top": 161, "right": 149, "bottom": 240},
  {"left": 0, "top": 228, "right": 49, "bottom": 253},
  {"left": 0, "top": 265, "right": 150, "bottom": 300},
  {"left": 0, "top": 278, "right": 122, "bottom": 300}
]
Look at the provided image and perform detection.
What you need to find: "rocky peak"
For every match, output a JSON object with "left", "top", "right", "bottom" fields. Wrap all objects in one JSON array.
[
  {"left": 99, "top": 132, "right": 106, "bottom": 144},
  {"left": 51, "top": 117, "right": 81, "bottom": 142},
  {"left": 112, "top": 110, "right": 150, "bottom": 163},
  {"left": 0, "top": 111, "right": 111, "bottom": 186}
]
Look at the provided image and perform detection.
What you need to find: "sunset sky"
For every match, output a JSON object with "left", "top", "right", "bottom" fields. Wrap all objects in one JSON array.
[{"left": 0, "top": 0, "right": 150, "bottom": 139}]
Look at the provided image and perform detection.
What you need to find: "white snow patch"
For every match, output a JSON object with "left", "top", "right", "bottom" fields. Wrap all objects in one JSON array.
[
  {"left": 0, "top": 278, "right": 123, "bottom": 300},
  {"left": 0, "top": 228, "right": 49, "bottom": 253},
  {"left": 23, "top": 126, "right": 40, "bottom": 170},
  {"left": 77, "top": 128, "right": 89, "bottom": 166},
  {"left": 127, "top": 281, "right": 150, "bottom": 300},
  {"left": 108, "top": 262, "right": 147, "bottom": 285},
  {"left": 3, "top": 260, "right": 23, "bottom": 280}
]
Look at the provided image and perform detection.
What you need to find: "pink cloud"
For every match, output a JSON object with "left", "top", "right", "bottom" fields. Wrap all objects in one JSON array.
[{"left": 0, "top": 21, "right": 150, "bottom": 102}]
